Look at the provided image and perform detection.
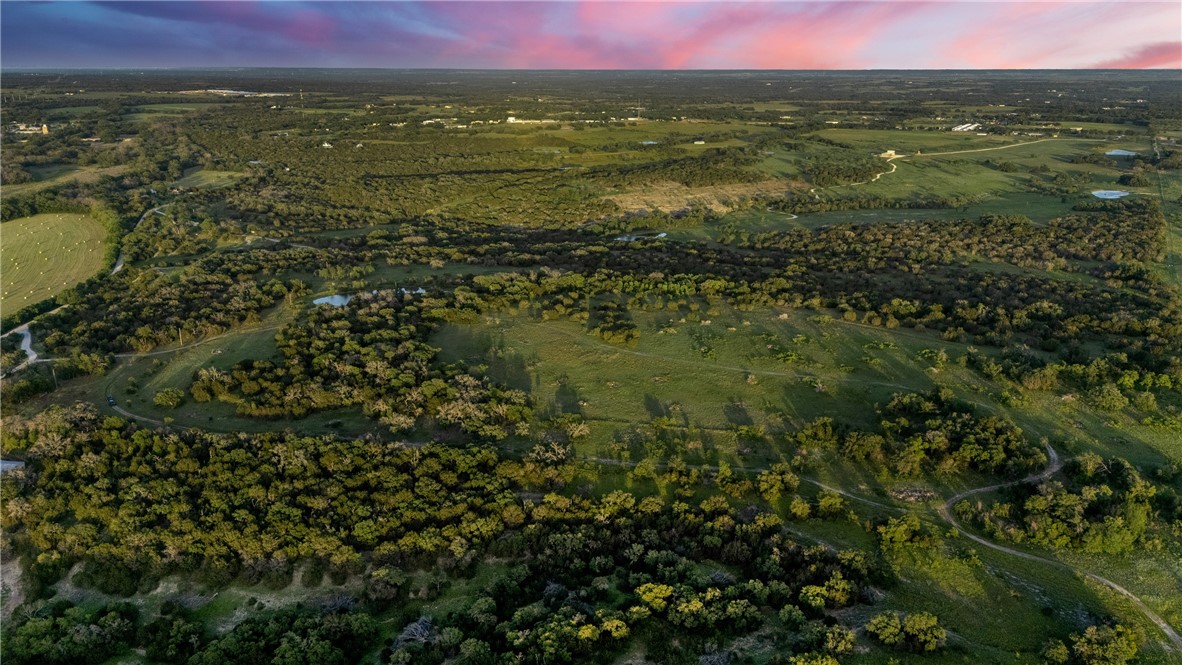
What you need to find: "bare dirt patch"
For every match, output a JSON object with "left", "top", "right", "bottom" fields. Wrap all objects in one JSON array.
[
  {"left": 607, "top": 178, "right": 806, "bottom": 214},
  {"left": 2, "top": 554, "right": 26, "bottom": 620}
]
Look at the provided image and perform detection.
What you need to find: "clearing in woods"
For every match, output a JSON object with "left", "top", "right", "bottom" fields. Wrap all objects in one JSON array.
[{"left": 0, "top": 213, "right": 107, "bottom": 314}]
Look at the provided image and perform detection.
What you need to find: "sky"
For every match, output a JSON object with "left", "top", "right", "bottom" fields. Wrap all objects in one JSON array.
[{"left": 1, "top": 1, "right": 1180, "bottom": 70}]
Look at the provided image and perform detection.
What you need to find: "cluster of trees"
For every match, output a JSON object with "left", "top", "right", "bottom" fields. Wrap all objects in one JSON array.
[
  {"left": 587, "top": 299, "right": 639, "bottom": 346},
  {"left": 1, "top": 352, "right": 105, "bottom": 404},
  {"left": 1041, "top": 624, "right": 1142, "bottom": 665},
  {"left": 869, "top": 389, "right": 1045, "bottom": 477},
  {"left": 749, "top": 202, "right": 1166, "bottom": 269},
  {"left": 103, "top": 194, "right": 1164, "bottom": 440},
  {"left": 2, "top": 600, "right": 138, "bottom": 665},
  {"left": 2, "top": 395, "right": 1047, "bottom": 605},
  {"left": 968, "top": 346, "right": 1179, "bottom": 414},
  {"left": 864, "top": 611, "right": 946, "bottom": 653},
  {"left": 31, "top": 180, "right": 1168, "bottom": 404},
  {"left": 737, "top": 202, "right": 1179, "bottom": 373},
  {"left": 0, "top": 407, "right": 909, "bottom": 663},
  {"left": 765, "top": 191, "right": 982, "bottom": 215},
  {"left": 191, "top": 609, "right": 378, "bottom": 665},
  {"left": 0, "top": 190, "right": 91, "bottom": 222},
  {"left": 956, "top": 453, "right": 1180, "bottom": 555},
  {"left": 189, "top": 290, "right": 531, "bottom": 438},
  {"left": 801, "top": 150, "right": 884, "bottom": 186},
  {"left": 33, "top": 269, "right": 282, "bottom": 355},
  {"left": 2, "top": 600, "right": 377, "bottom": 665},
  {"left": 1, "top": 405, "right": 529, "bottom": 591},
  {"left": 603, "top": 392, "right": 1043, "bottom": 494},
  {"left": 120, "top": 201, "right": 221, "bottom": 261},
  {"left": 588, "top": 146, "right": 764, "bottom": 188}
]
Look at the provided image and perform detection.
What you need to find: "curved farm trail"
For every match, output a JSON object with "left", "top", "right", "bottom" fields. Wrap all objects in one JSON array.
[
  {"left": 910, "top": 137, "right": 1093, "bottom": 158},
  {"left": 110, "top": 404, "right": 165, "bottom": 427},
  {"left": 810, "top": 156, "right": 900, "bottom": 196},
  {"left": 1, "top": 305, "right": 69, "bottom": 376},
  {"left": 588, "top": 443, "right": 1180, "bottom": 650},
  {"left": 111, "top": 324, "right": 281, "bottom": 359},
  {"left": 9, "top": 325, "right": 37, "bottom": 365},
  {"left": 935, "top": 444, "right": 1182, "bottom": 652},
  {"left": 102, "top": 324, "right": 284, "bottom": 425},
  {"left": 807, "top": 138, "right": 1099, "bottom": 197},
  {"left": 112, "top": 206, "right": 168, "bottom": 275}
]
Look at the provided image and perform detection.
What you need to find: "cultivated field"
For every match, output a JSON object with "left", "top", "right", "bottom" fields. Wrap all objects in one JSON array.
[{"left": 0, "top": 213, "right": 106, "bottom": 313}]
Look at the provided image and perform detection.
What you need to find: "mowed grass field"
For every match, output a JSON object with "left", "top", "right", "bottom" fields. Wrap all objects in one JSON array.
[{"left": 1, "top": 213, "right": 106, "bottom": 313}]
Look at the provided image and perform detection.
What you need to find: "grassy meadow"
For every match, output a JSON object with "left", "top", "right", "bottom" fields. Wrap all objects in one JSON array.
[
  {"left": 1, "top": 164, "right": 129, "bottom": 198},
  {"left": 174, "top": 166, "right": 244, "bottom": 190}
]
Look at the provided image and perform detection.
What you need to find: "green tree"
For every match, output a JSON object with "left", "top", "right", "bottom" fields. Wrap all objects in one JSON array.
[
  {"left": 1088, "top": 384, "right": 1129, "bottom": 412},
  {"left": 866, "top": 611, "right": 904, "bottom": 647},
  {"left": 903, "top": 611, "right": 946, "bottom": 652},
  {"left": 1070, "top": 625, "right": 1140, "bottom": 665},
  {"left": 154, "top": 387, "right": 185, "bottom": 408}
]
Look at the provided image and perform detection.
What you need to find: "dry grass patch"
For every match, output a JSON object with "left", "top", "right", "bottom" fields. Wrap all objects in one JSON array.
[{"left": 607, "top": 178, "right": 806, "bottom": 213}]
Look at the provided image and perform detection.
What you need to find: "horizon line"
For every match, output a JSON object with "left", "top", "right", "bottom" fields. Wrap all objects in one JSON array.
[{"left": 4, "top": 66, "right": 1180, "bottom": 72}]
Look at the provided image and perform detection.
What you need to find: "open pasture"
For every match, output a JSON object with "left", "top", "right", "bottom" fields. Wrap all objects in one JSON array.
[
  {"left": 136, "top": 102, "right": 225, "bottom": 113},
  {"left": 812, "top": 128, "right": 1022, "bottom": 154},
  {"left": 817, "top": 138, "right": 1132, "bottom": 202},
  {"left": 533, "top": 119, "right": 763, "bottom": 145},
  {"left": 174, "top": 166, "right": 244, "bottom": 190},
  {"left": 0, "top": 213, "right": 106, "bottom": 313},
  {"left": 433, "top": 306, "right": 995, "bottom": 461},
  {"left": 1, "top": 163, "right": 129, "bottom": 198}
]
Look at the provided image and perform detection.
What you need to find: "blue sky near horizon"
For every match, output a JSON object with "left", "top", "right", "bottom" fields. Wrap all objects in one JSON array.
[{"left": 2, "top": 1, "right": 1179, "bottom": 70}]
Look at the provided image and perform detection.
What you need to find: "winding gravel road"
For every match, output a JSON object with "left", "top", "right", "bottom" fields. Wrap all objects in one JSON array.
[
  {"left": 585, "top": 444, "right": 1180, "bottom": 652},
  {"left": 936, "top": 444, "right": 1182, "bottom": 652}
]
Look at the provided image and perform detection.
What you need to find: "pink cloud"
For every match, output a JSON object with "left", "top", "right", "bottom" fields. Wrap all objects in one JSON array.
[
  {"left": 730, "top": 2, "right": 933, "bottom": 69},
  {"left": 9, "top": 1, "right": 1182, "bottom": 69},
  {"left": 429, "top": 2, "right": 937, "bottom": 70},
  {"left": 1091, "top": 41, "right": 1182, "bottom": 69},
  {"left": 281, "top": 9, "right": 338, "bottom": 48},
  {"left": 939, "top": 3, "right": 1079, "bottom": 68},
  {"left": 939, "top": 2, "right": 1181, "bottom": 69}
]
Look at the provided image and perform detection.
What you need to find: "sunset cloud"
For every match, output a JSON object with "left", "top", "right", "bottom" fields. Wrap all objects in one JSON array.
[
  {"left": 1, "top": 1, "right": 1179, "bottom": 70},
  {"left": 1091, "top": 41, "right": 1182, "bottom": 69}
]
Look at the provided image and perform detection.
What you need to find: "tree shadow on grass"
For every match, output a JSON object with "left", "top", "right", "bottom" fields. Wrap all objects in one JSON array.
[
  {"left": 551, "top": 377, "right": 583, "bottom": 417},
  {"left": 644, "top": 393, "right": 669, "bottom": 419},
  {"left": 723, "top": 400, "right": 754, "bottom": 427},
  {"left": 487, "top": 349, "right": 533, "bottom": 393}
]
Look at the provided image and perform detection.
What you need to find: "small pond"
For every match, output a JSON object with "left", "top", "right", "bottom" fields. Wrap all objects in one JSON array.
[
  {"left": 313, "top": 294, "right": 353, "bottom": 307},
  {"left": 1091, "top": 190, "right": 1131, "bottom": 199}
]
